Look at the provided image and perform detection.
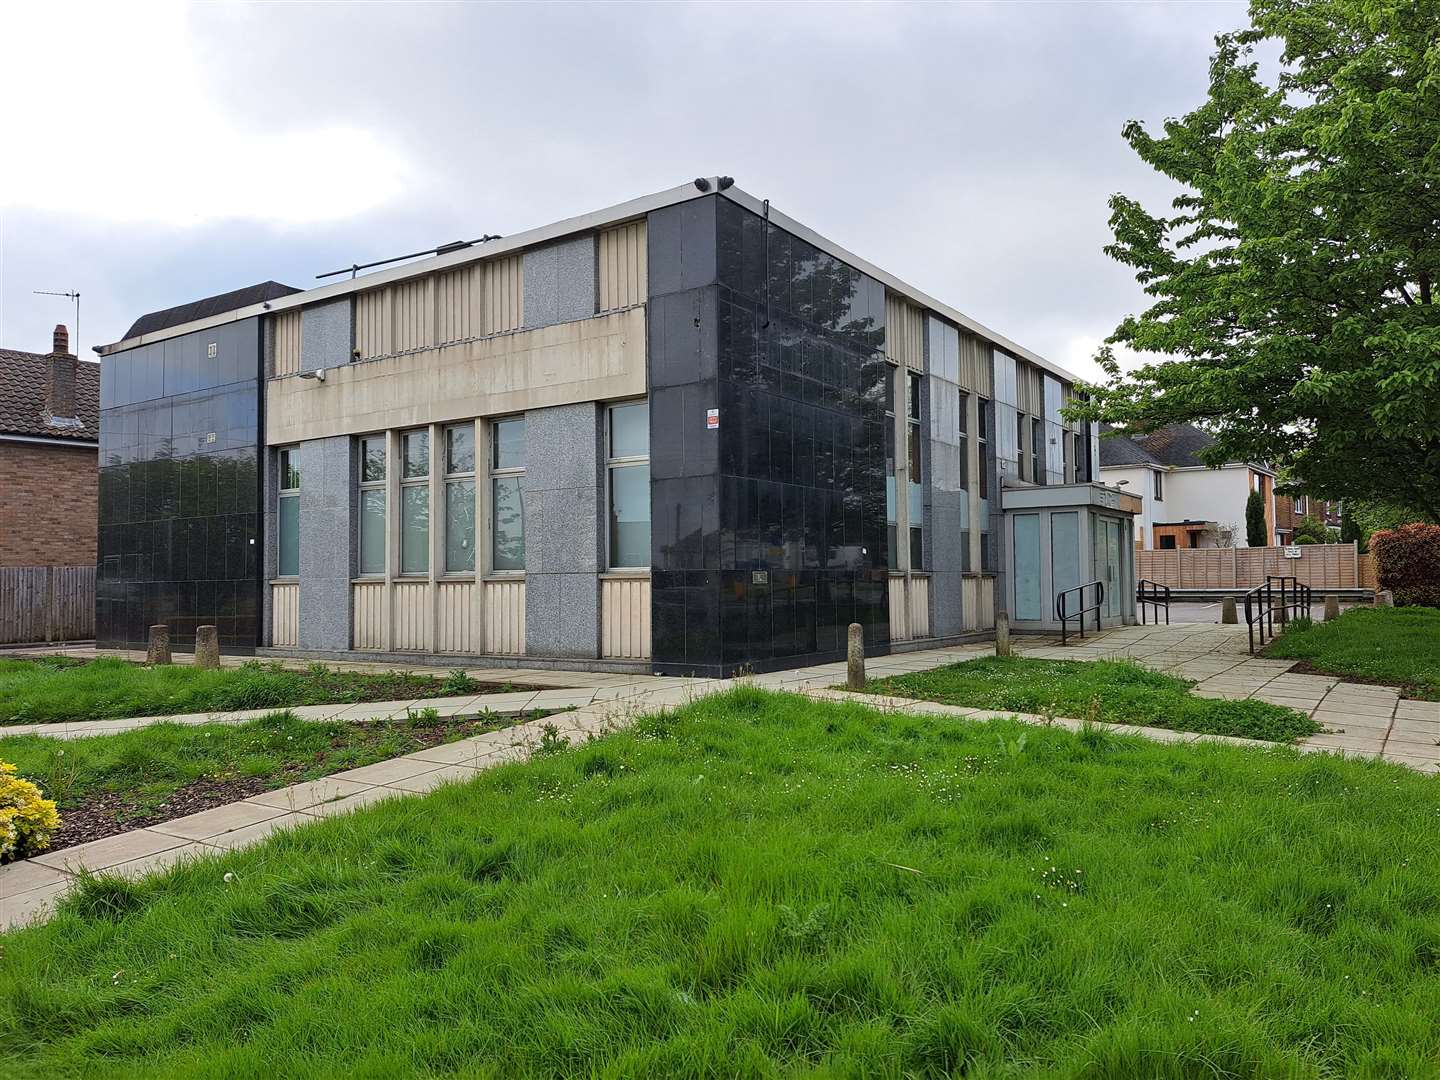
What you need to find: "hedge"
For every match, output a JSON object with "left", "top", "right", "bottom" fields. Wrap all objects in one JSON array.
[{"left": 1370, "top": 523, "right": 1440, "bottom": 608}]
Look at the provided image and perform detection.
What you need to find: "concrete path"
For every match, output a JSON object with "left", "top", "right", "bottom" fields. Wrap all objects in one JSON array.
[{"left": 3, "top": 625, "right": 1436, "bottom": 930}]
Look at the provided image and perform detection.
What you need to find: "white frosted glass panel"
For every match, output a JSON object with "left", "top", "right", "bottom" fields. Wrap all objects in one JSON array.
[{"left": 1014, "top": 513, "right": 1041, "bottom": 621}]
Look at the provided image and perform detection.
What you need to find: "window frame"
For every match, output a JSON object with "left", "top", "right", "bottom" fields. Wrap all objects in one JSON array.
[
  {"left": 957, "top": 390, "right": 969, "bottom": 492},
  {"left": 606, "top": 400, "right": 651, "bottom": 570},
  {"left": 1031, "top": 416, "right": 1045, "bottom": 485},
  {"left": 356, "top": 433, "right": 387, "bottom": 578},
  {"left": 276, "top": 446, "right": 300, "bottom": 579},
  {"left": 397, "top": 427, "right": 430, "bottom": 577},
  {"left": 977, "top": 397, "right": 990, "bottom": 501},
  {"left": 1153, "top": 468, "right": 1164, "bottom": 502},
  {"left": 442, "top": 422, "right": 477, "bottom": 576},
  {"left": 906, "top": 372, "right": 923, "bottom": 571},
  {"left": 487, "top": 415, "right": 526, "bottom": 576}
]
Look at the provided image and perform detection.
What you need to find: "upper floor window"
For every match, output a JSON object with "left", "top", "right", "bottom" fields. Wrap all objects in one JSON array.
[
  {"left": 957, "top": 390, "right": 969, "bottom": 492},
  {"left": 907, "top": 373, "right": 923, "bottom": 569},
  {"left": 1153, "top": 469, "right": 1164, "bottom": 502},
  {"left": 977, "top": 397, "right": 990, "bottom": 500},
  {"left": 277, "top": 447, "right": 300, "bottom": 577},
  {"left": 490, "top": 417, "right": 526, "bottom": 572},
  {"left": 1032, "top": 417, "right": 1045, "bottom": 485},
  {"left": 607, "top": 402, "right": 650, "bottom": 568}
]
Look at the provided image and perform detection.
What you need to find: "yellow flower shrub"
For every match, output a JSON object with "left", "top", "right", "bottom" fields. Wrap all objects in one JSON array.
[{"left": 0, "top": 761, "right": 60, "bottom": 862}]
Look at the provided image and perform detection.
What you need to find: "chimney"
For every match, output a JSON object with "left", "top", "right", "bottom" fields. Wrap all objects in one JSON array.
[{"left": 46, "top": 323, "right": 77, "bottom": 420}]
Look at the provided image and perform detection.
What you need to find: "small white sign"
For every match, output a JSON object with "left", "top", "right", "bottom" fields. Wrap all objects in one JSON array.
[
  {"left": 706, "top": 408, "right": 719, "bottom": 430},
  {"left": 207, "top": 342, "right": 218, "bottom": 358},
  {"left": 1283, "top": 545, "right": 1302, "bottom": 559}
]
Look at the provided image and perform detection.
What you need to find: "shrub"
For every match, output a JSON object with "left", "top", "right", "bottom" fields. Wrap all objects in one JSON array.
[
  {"left": 1292, "top": 514, "right": 1331, "bottom": 544},
  {"left": 1370, "top": 523, "right": 1440, "bottom": 608},
  {"left": 1246, "top": 490, "right": 1268, "bottom": 547},
  {"left": 1294, "top": 535, "right": 1318, "bottom": 544},
  {"left": 0, "top": 761, "right": 60, "bottom": 863}
]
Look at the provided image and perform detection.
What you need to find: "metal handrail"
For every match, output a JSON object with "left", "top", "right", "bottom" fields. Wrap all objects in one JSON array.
[
  {"left": 1243, "top": 575, "right": 1313, "bottom": 654},
  {"left": 1136, "top": 578, "right": 1171, "bottom": 625},
  {"left": 1056, "top": 580, "right": 1105, "bottom": 645}
]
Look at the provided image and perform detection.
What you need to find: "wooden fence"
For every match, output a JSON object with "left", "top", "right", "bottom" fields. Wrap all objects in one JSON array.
[
  {"left": 1136, "top": 543, "right": 1372, "bottom": 592},
  {"left": 0, "top": 566, "right": 96, "bottom": 644}
]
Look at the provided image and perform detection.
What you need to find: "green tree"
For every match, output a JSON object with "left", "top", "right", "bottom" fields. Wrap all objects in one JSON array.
[
  {"left": 1293, "top": 515, "right": 1332, "bottom": 544},
  {"left": 1246, "top": 490, "right": 1269, "bottom": 548},
  {"left": 1077, "top": 1, "right": 1440, "bottom": 521},
  {"left": 1339, "top": 508, "right": 1364, "bottom": 549}
]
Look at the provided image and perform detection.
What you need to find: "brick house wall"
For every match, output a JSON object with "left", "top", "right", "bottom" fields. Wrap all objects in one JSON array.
[{"left": 0, "top": 441, "right": 98, "bottom": 566}]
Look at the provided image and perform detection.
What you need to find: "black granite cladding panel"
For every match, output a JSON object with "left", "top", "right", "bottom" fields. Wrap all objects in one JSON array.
[
  {"left": 96, "top": 320, "right": 264, "bottom": 651},
  {"left": 649, "top": 194, "right": 891, "bottom": 676}
]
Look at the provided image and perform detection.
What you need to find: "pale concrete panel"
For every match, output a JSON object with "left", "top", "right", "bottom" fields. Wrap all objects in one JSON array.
[{"left": 266, "top": 308, "right": 645, "bottom": 445}]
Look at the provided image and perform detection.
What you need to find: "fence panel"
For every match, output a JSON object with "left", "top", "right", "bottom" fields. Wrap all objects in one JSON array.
[
  {"left": 1135, "top": 544, "right": 1365, "bottom": 592},
  {"left": 0, "top": 566, "right": 96, "bottom": 644}
]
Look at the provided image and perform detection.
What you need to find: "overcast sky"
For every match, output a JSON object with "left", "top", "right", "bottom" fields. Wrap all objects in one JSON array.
[{"left": 0, "top": 1, "right": 1248, "bottom": 381}]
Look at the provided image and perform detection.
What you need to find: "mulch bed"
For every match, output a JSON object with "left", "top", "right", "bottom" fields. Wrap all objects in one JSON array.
[{"left": 37, "top": 714, "right": 532, "bottom": 855}]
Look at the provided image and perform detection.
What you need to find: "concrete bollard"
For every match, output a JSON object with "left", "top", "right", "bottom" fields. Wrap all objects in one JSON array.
[
  {"left": 1221, "top": 596, "right": 1238, "bottom": 624},
  {"left": 1376, "top": 589, "right": 1394, "bottom": 608},
  {"left": 195, "top": 625, "right": 221, "bottom": 669},
  {"left": 146, "top": 624, "right": 171, "bottom": 665},
  {"left": 1323, "top": 594, "right": 1340, "bottom": 622},
  {"left": 846, "top": 623, "right": 866, "bottom": 689},
  {"left": 995, "top": 610, "right": 1012, "bottom": 656}
]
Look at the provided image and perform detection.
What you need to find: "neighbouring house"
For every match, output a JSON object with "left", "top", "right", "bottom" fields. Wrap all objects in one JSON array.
[
  {"left": 1275, "top": 493, "right": 1342, "bottom": 543},
  {"left": 0, "top": 325, "right": 100, "bottom": 567},
  {"left": 1099, "top": 423, "right": 1277, "bottom": 550},
  {"left": 94, "top": 178, "right": 1139, "bottom": 672}
]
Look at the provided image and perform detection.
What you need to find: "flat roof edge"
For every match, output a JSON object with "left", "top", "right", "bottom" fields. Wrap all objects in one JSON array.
[{"left": 97, "top": 179, "right": 1082, "bottom": 385}]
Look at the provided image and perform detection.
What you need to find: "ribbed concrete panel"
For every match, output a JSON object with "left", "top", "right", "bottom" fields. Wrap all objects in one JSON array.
[
  {"left": 391, "top": 279, "right": 432, "bottom": 355},
  {"left": 885, "top": 293, "right": 925, "bottom": 370},
  {"left": 353, "top": 582, "right": 386, "bottom": 649},
  {"left": 598, "top": 221, "right": 647, "bottom": 312},
  {"left": 271, "top": 583, "right": 299, "bottom": 646},
  {"left": 484, "top": 579, "right": 525, "bottom": 655},
  {"left": 272, "top": 311, "right": 302, "bottom": 376},
  {"left": 601, "top": 577, "right": 651, "bottom": 659},
  {"left": 355, "top": 289, "right": 391, "bottom": 360}
]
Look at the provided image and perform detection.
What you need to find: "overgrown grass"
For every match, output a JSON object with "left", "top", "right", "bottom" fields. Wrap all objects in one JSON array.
[
  {"left": 0, "top": 708, "right": 524, "bottom": 824},
  {"left": 0, "top": 658, "right": 521, "bottom": 725},
  {"left": 3, "top": 688, "right": 1439, "bottom": 1077},
  {"left": 856, "top": 655, "right": 1321, "bottom": 742},
  {"left": 1266, "top": 606, "right": 1440, "bottom": 700}
]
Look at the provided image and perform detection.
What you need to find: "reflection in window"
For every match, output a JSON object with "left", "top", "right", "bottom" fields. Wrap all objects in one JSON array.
[
  {"left": 490, "top": 417, "right": 525, "bottom": 572},
  {"left": 277, "top": 446, "right": 299, "bottom": 577},
  {"left": 400, "top": 428, "right": 429, "bottom": 575},
  {"left": 608, "top": 402, "right": 650, "bottom": 568},
  {"left": 908, "top": 372, "right": 923, "bottom": 570},
  {"left": 885, "top": 366, "right": 898, "bottom": 570},
  {"left": 358, "top": 435, "right": 386, "bottom": 575},
  {"left": 444, "top": 423, "right": 476, "bottom": 573}
]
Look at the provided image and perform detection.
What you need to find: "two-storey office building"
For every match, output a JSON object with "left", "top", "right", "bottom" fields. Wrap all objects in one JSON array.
[{"left": 95, "top": 179, "right": 1130, "bottom": 676}]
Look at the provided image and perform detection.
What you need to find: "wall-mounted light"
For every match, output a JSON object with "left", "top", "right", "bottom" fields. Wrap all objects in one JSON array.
[{"left": 298, "top": 368, "right": 326, "bottom": 382}]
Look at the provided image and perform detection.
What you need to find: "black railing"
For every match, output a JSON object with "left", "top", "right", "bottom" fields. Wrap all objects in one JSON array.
[
  {"left": 1243, "top": 575, "right": 1313, "bottom": 654},
  {"left": 1136, "top": 578, "right": 1171, "bottom": 625},
  {"left": 1056, "top": 580, "right": 1105, "bottom": 645}
]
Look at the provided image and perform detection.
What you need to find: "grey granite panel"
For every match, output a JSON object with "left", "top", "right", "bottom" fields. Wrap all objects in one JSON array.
[
  {"left": 297, "top": 435, "right": 353, "bottom": 650},
  {"left": 929, "top": 571, "right": 965, "bottom": 638},
  {"left": 524, "top": 573, "right": 599, "bottom": 659},
  {"left": 524, "top": 402, "right": 603, "bottom": 658},
  {"left": 300, "top": 298, "right": 353, "bottom": 372},
  {"left": 522, "top": 236, "right": 595, "bottom": 329}
]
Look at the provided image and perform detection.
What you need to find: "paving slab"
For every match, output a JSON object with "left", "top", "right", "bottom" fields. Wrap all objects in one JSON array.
[
  {"left": 200, "top": 813, "right": 307, "bottom": 851},
  {"left": 31, "top": 827, "right": 192, "bottom": 873},
  {"left": 149, "top": 801, "right": 293, "bottom": 841},
  {"left": 300, "top": 787, "right": 400, "bottom": 818},
  {"left": 0, "top": 880, "right": 69, "bottom": 929},
  {"left": 0, "top": 858, "right": 70, "bottom": 896},
  {"left": 247, "top": 777, "right": 372, "bottom": 812},
  {"left": 384, "top": 762, "right": 482, "bottom": 793}
]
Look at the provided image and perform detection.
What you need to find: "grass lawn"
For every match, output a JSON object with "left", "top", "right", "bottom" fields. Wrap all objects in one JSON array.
[
  {"left": 0, "top": 656, "right": 531, "bottom": 726},
  {"left": 4, "top": 688, "right": 1439, "bottom": 1078},
  {"left": 0, "top": 708, "right": 544, "bottom": 853},
  {"left": 854, "top": 655, "right": 1321, "bottom": 742},
  {"left": 1266, "top": 606, "right": 1440, "bottom": 700}
]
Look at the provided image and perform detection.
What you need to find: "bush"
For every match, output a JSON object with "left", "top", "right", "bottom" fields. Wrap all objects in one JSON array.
[
  {"left": 0, "top": 760, "right": 60, "bottom": 863},
  {"left": 1370, "top": 523, "right": 1440, "bottom": 608},
  {"left": 1294, "top": 535, "right": 1318, "bottom": 544}
]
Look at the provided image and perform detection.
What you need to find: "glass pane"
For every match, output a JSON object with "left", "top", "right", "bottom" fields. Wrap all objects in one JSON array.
[
  {"left": 887, "top": 524, "right": 897, "bottom": 570},
  {"left": 1014, "top": 513, "right": 1041, "bottom": 620},
  {"left": 278, "top": 494, "right": 299, "bottom": 576},
  {"left": 280, "top": 448, "right": 300, "bottom": 491},
  {"left": 445, "top": 479, "right": 475, "bottom": 573},
  {"left": 977, "top": 399, "right": 988, "bottom": 441},
  {"left": 401, "top": 485, "right": 429, "bottom": 573},
  {"left": 609, "top": 464, "right": 650, "bottom": 568},
  {"left": 492, "top": 475, "right": 525, "bottom": 571},
  {"left": 493, "top": 417, "right": 525, "bottom": 471},
  {"left": 910, "top": 526, "right": 923, "bottom": 571},
  {"left": 957, "top": 392, "right": 968, "bottom": 435},
  {"left": 609, "top": 402, "right": 649, "bottom": 459},
  {"left": 908, "top": 424, "right": 922, "bottom": 479},
  {"left": 885, "top": 475, "right": 896, "bottom": 526},
  {"left": 402, "top": 430, "right": 429, "bottom": 479},
  {"left": 908, "top": 374, "right": 921, "bottom": 420},
  {"left": 446, "top": 424, "right": 475, "bottom": 475},
  {"left": 360, "top": 489, "right": 386, "bottom": 574},
  {"left": 361, "top": 436, "right": 386, "bottom": 483}
]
